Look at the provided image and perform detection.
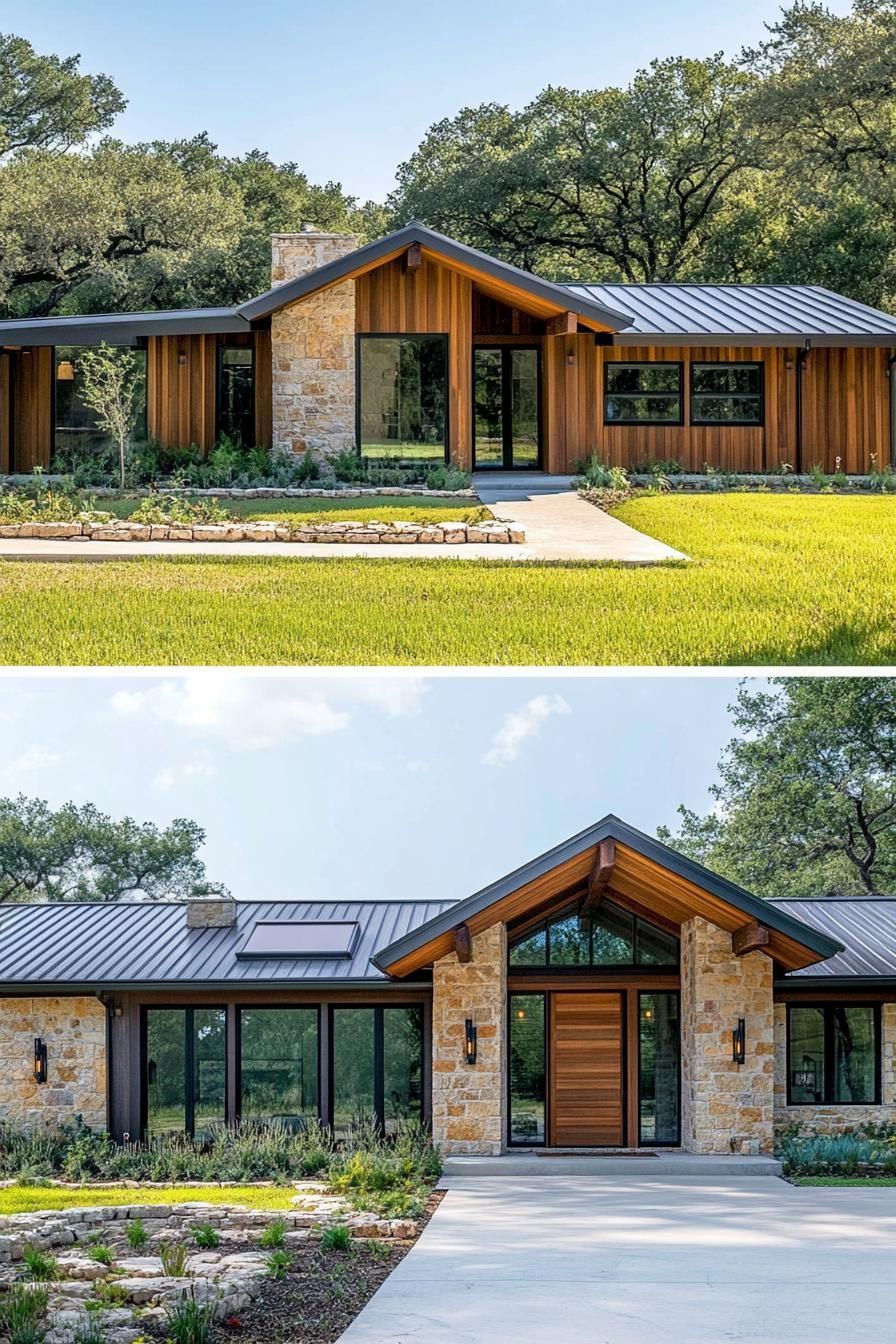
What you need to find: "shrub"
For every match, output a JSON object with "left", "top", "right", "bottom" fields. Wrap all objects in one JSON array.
[
  {"left": 776, "top": 1126, "right": 896, "bottom": 1176},
  {"left": 89, "top": 1282, "right": 129, "bottom": 1309},
  {"left": 128, "top": 496, "right": 231, "bottom": 526},
  {"left": 71, "top": 1315, "right": 107, "bottom": 1344},
  {"left": 0, "top": 1284, "right": 49, "bottom": 1344},
  {"left": 258, "top": 1218, "right": 286, "bottom": 1250},
  {"left": 191, "top": 1225, "right": 221, "bottom": 1250},
  {"left": 159, "top": 1242, "right": 189, "bottom": 1277},
  {"left": 125, "top": 1221, "right": 147, "bottom": 1250},
  {"left": 164, "top": 1289, "right": 218, "bottom": 1344},
  {"left": 293, "top": 450, "right": 320, "bottom": 483},
  {"left": 21, "top": 1247, "right": 57, "bottom": 1282},
  {"left": 424, "top": 463, "right": 470, "bottom": 491},
  {"left": 264, "top": 1249, "right": 291, "bottom": 1280},
  {"left": 87, "top": 1245, "right": 113, "bottom": 1266},
  {"left": 868, "top": 453, "right": 896, "bottom": 492},
  {"left": 573, "top": 455, "right": 630, "bottom": 493},
  {"left": 319, "top": 1224, "right": 351, "bottom": 1252},
  {"left": 631, "top": 457, "right": 684, "bottom": 476}
]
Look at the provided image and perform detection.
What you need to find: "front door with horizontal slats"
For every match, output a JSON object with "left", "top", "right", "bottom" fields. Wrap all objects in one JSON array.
[{"left": 550, "top": 992, "right": 624, "bottom": 1146}]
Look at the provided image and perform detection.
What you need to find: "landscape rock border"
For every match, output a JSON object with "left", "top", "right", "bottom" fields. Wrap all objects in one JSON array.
[
  {"left": 1, "top": 477, "right": 477, "bottom": 500},
  {"left": 0, "top": 520, "right": 524, "bottom": 544}
]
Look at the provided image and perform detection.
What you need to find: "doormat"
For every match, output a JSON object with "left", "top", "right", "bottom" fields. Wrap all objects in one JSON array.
[{"left": 533, "top": 1149, "right": 660, "bottom": 1158}]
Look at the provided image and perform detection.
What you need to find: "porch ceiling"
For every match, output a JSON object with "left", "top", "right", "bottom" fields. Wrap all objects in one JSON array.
[{"left": 372, "top": 815, "right": 843, "bottom": 978}]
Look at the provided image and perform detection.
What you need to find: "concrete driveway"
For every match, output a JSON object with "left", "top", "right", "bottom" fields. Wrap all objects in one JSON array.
[{"left": 337, "top": 1176, "right": 896, "bottom": 1343}]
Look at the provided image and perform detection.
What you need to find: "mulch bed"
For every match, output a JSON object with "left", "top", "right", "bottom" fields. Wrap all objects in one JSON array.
[{"left": 149, "top": 1192, "right": 444, "bottom": 1344}]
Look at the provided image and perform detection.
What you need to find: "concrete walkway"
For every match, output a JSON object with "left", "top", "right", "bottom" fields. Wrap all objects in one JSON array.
[{"left": 338, "top": 1176, "right": 896, "bottom": 1343}]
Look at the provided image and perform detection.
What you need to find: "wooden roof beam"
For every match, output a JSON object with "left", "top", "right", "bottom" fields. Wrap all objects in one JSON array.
[
  {"left": 580, "top": 839, "right": 616, "bottom": 920},
  {"left": 545, "top": 311, "right": 578, "bottom": 336},
  {"left": 732, "top": 921, "right": 771, "bottom": 957},
  {"left": 454, "top": 923, "right": 473, "bottom": 963},
  {"left": 404, "top": 242, "right": 422, "bottom": 272}
]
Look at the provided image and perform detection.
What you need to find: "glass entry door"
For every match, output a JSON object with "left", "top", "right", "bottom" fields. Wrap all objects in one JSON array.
[{"left": 474, "top": 346, "right": 541, "bottom": 469}]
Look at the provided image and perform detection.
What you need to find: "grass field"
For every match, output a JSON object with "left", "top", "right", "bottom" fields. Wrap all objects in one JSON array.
[
  {"left": 0, "top": 1184, "right": 297, "bottom": 1214},
  {"left": 1, "top": 495, "right": 895, "bottom": 665},
  {"left": 789, "top": 1177, "right": 896, "bottom": 1187},
  {"left": 100, "top": 495, "right": 489, "bottom": 526}
]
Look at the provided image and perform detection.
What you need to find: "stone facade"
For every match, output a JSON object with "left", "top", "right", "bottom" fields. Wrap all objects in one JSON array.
[
  {"left": 270, "top": 231, "right": 358, "bottom": 459},
  {"left": 431, "top": 924, "right": 507, "bottom": 1155},
  {"left": 0, "top": 996, "right": 106, "bottom": 1129},
  {"left": 680, "top": 917, "right": 775, "bottom": 1155},
  {"left": 773, "top": 1000, "right": 896, "bottom": 1132}
]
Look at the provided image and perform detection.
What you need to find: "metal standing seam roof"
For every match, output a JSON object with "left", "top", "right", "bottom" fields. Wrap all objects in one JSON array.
[
  {"left": 563, "top": 282, "right": 896, "bottom": 343},
  {"left": 771, "top": 899, "right": 896, "bottom": 982},
  {"left": 0, "top": 899, "right": 457, "bottom": 991},
  {"left": 0, "top": 308, "right": 251, "bottom": 347}
]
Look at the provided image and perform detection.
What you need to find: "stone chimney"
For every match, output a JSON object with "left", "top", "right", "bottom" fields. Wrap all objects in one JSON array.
[
  {"left": 186, "top": 895, "right": 237, "bottom": 929},
  {"left": 269, "top": 228, "right": 361, "bottom": 458}
]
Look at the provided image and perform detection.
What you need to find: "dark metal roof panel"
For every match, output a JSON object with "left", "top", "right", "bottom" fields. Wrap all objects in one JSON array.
[
  {"left": 564, "top": 283, "right": 896, "bottom": 342},
  {"left": 372, "top": 815, "right": 842, "bottom": 972},
  {"left": 0, "top": 899, "right": 456, "bottom": 990},
  {"left": 771, "top": 899, "right": 896, "bottom": 980},
  {"left": 0, "top": 309, "right": 250, "bottom": 347}
]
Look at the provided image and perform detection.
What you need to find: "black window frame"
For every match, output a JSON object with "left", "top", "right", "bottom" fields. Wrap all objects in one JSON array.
[
  {"left": 507, "top": 901, "right": 680, "bottom": 973},
  {"left": 785, "top": 1001, "right": 881, "bottom": 1106},
  {"left": 603, "top": 361, "right": 684, "bottom": 427},
  {"left": 215, "top": 337, "right": 256, "bottom": 446},
  {"left": 637, "top": 990, "right": 681, "bottom": 1147},
  {"left": 355, "top": 333, "right": 450, "bottom": 464},
  {"left": 507, "top": 990, "right": 548, "bottom": 1148},
  {"left": 141, "top": 1004, "right": 228, "bottom": 1140},
  {"left": 472, "top": 342, "right": 543, "bottom": 471},
  {"left": 689, "top": 360, "right": 764, "bottom": 427},
  {"left": 235, "top": 1004, "right": 322, "bottom": 1127},
  {"left": 328, "top": 1003, "right": 425, "bottom": 1134}
]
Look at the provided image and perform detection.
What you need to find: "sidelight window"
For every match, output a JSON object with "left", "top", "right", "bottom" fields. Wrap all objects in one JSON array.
[
  {"left": 217, "top": 342, "right": 255, "bottom": 445},
  {"left": 358, "top": 336, "right": 448, "bottom": 462}
]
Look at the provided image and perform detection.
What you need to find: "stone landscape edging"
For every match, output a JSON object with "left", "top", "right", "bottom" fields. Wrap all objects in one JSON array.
[
  {"left": 0, "top": 519, "right": 524, "bottom": 544},
  {"left": 1, "top": 477, "right": 476, "bottom": 499}
]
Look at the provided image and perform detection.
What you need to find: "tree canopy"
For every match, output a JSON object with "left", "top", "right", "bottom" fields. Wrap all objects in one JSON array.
[
  {"left": 659, "top": 679, "right": 896, "bottom": 898},
  {"left": 0, "top": 795, "right": 225, "bottom": 903}
]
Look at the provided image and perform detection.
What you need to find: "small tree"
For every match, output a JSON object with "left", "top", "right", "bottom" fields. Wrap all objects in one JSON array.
[{"left": 77, "top": 343, "right": 146, "bottom": 488}]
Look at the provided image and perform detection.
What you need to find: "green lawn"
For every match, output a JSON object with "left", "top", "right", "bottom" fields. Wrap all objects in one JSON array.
[
  {"left": 790, "top": 1177, "right": 896, "bottom": 1187},
  {"left": 100, "top": 495, "right": 489, "bottom": 526},
  {"left": 1, "top": 495, "right": 895, "bottom": 664},
  {"left": 0, "top": 1184, "right": 297, "bottom": 1214}
]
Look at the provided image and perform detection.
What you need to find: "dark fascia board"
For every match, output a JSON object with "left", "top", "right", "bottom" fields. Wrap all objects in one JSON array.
[
  {"left": 371, "top": 814, "right": 844, "bottom": 973},
  {"left": 610, "top": 332, "right": 896, "bottom": 348},
  {"left": 236, "top": 222, "right": 633, "bottom": 330},
  {"left": 0, "top": 977, "right": 430, "bottom": 995},
  {"left": 0, "top": 308, "right": 250, "bottom": 348},
  {"left": 776, "top": 976, "right": 896, "bottom": 991}
]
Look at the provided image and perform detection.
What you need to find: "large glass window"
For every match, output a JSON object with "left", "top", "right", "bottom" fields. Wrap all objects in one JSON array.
[
  {"left": 604, "top": 363, "right": 682, "bottom": 425},
  {"left": 145, "top": 1007, "right": 226, "bottom": 1139},
  {"left": 508, "top": 901, "right": 679, "bottom": 969},
  {"left": 54, "top": 345, "right": 147, "bottom": 463},
  {"left": 358, "top": 336, "right": 448, "bottom": 462},
  {"left": 239, "top": 1007, "right": 318, "bottom": 1129},
  {"left": 331, "top": 1006, "right": 424, "bottom": 1137},
  {"left": 217, "top": 342, "right": 255, "bottom": 445},
  {"left": 509, "top": 994, "right": 546, "bottom": 1145},
  {"left": 787, "top": 1004, "right": 879, "bottom": 1105},
  {"left": 690, "top": 362, "right": 763, "bottom": 425},
  {"left": 639, "top": 992, "right": 680, "bottom": 1145}
]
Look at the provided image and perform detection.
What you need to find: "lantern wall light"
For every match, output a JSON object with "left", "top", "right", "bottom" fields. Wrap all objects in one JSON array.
[
  {"left": 33, "top": 1037, "right": 48, "bottom": 1085},
  {"left": 732, "top": 1018, "right": 746, "bottom": 1067},
  {"left": 464, "top": 1018, "right": 478, "bottom": 1065}
]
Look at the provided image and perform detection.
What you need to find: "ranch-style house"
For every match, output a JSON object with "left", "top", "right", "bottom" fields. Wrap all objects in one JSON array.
[
  {"left": 0, "top": 816, "right": 893, "bottom": 1156},
  {"left": 2, "top": 225, "right": 896, "bottom": 476}
]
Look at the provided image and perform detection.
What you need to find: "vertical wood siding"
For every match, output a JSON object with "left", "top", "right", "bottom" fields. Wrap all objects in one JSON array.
[
  {"left": 800, "top": 347, "right": 891, "bottom": 473},
  {"left": 11, "top": 347, "right": 53, "bottom": 471},
  {"left": 146, "top": 334, "right": 217, "bottom": 453}
]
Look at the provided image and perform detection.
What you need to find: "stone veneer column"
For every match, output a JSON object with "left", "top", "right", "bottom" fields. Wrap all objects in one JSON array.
[
  {"left": 270, "top": 231, "right": 359, "bottom": 459},
  {"left": 431, "top": 924, "right": 507, "bottom": 1155},
  {"left": 773, "top": 1001, "right": 896, "bottom": 1133},
  {"left": 0, "top": 996, "right": 107, "bottom": 1129},
  {"left": 680, "top": 917, "right": 775, "bottom": 1154}
]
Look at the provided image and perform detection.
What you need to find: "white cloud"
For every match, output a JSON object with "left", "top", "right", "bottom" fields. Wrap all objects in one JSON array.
[
  {"left": 109, "top": 674, "right": 427, "bottom": 751},
  {"left": 1, "top": 745, "right": 62, "bottom": 774},
  {"left": 153, "top": 756, "right": 217, "bottom": 793},
  {"left": 482, "top": 695, "right": 571, "bottom": 767}
]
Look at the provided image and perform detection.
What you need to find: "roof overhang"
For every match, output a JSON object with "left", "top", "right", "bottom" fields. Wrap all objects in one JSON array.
[
  {"left": 0, "top": 309, "right": 251, "bottom": 348},
  {"left": 372, "top": 816, "right": 843, "bottom": 977},
  {"left": 237, "top": 222, "right": 632, "bottom": 333},
  {"left": 608, "top": 332, "right": 896, "bottom": 349}
]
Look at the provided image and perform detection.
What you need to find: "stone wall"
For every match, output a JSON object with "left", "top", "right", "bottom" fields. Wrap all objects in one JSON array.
[
  {"left": 0, "top": 996, "right": 106, "bottom": 1129},
  {"left": 431, "top": 924, "right": 507, "bottom": 1155},
  {"left": 270, "top": 232, "right": 358, "bottom": 459},
  {"left": 773, "top": 1001, "right": 896, "bottom": 1132},
  {"left": 680, "top": 918, "right": 775, "bottom": 1154}
]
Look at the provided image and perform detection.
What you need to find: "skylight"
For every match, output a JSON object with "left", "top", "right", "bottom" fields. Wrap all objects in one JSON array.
[{"left": 237, "top": 921, "right": 359, "bottom": 960}]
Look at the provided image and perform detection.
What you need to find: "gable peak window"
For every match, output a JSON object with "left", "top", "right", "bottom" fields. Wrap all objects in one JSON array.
[{"left": 508, "top": 899, "right": 679, "bottom": 969}]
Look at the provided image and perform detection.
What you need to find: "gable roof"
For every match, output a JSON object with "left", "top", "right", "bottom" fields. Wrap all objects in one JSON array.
[
  {"left": 372, "top": 815, "right": 843, "bottom": 976},
  {"left": 0, "top": 898, "right": 455, "bottom": 992},
  {"left": 0, "top": 308, "right": 250, "bottom": 348},
  {"left": 565, "top": 283, "right": 896, "bottom": 346},
  {"left": 772, "top": 898, "right": 896, "bottom": 985},
  {"left": 236, "top": 222, "right": 631, "bottom": 331}
]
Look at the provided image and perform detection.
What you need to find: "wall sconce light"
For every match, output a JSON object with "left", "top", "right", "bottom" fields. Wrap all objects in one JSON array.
[
  {"left": 732, "top": 1018, "right": 746, "bottom": 1067},
  {"left": 177, "top": 352, "right": 188, "bottom": 367},
  {"left": 464, "top": 1018, "right": 478, "bottom": 1065},
  {"left": 56, "top": 359, "right": 74, "bottom": 382},
  {"left": 566, "top": 351, "right": 576, "bottom": 367},
  {"left": 33, "top": 1037, "right": 48, "bottom": 1085}
]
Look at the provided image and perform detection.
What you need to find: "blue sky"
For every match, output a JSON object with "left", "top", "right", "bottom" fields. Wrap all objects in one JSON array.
[
  {"left": 14, "top": 0, "right": 852, "bottom": 201},
  {"left": 0, "top": 673, "right": 750, "bottom": 902}
]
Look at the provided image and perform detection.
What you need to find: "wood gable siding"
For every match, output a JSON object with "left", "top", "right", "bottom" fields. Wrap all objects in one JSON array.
[{"left": 355, "top": 255, "right": 473, "bottom": 468}]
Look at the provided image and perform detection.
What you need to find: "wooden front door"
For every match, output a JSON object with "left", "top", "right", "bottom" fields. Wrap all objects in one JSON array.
[{"left": 550, "top": 992, "right": 624, "bottom": 1146}]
